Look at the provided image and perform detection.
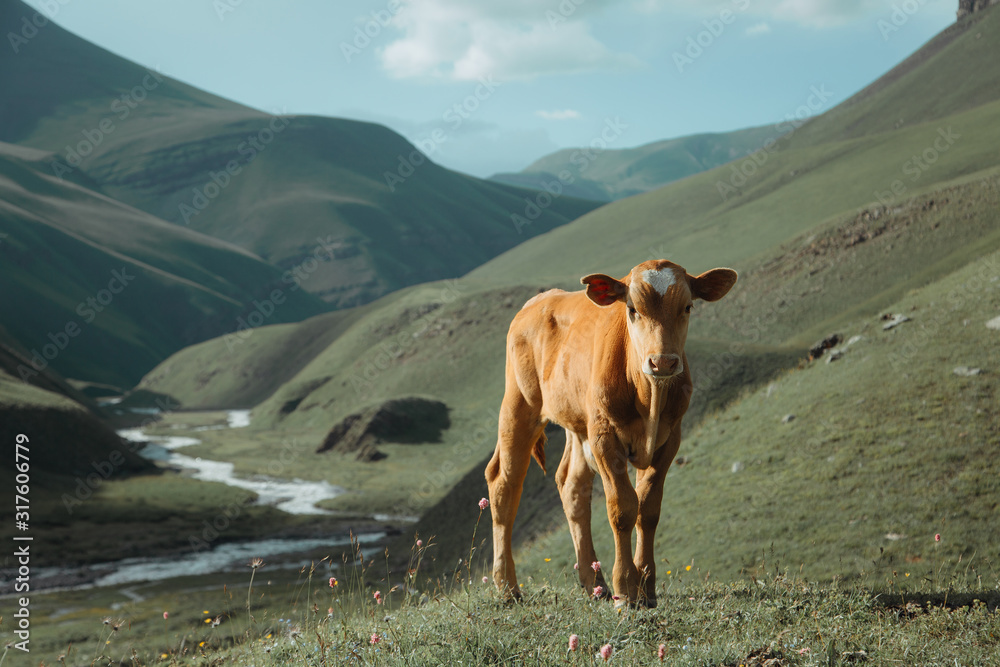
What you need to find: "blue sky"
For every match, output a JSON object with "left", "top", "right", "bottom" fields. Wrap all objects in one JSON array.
[{"left": 25, "top": 0, "right": 956, "bottom": 177}]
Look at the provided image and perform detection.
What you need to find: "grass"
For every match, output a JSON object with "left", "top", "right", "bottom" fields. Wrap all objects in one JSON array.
[
  {"left": 516, "top": 247, "right": 1000, "bottom": 588},
  {"left": 15, "top": 521, "right": 1000, "bottom": 665}
]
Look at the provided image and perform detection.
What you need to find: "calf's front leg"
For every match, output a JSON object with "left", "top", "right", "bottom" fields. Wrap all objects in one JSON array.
[
  {"left": 593, "top": 435, "right": 641, "bottom": 605},
  {"left": 633, "top": 425, "right": 681, "bottom": 607}
]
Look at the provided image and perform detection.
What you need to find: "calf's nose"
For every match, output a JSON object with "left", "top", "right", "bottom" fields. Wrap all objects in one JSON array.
[{"left": 647, "top": 354, "right": 680, "bottom": 376}]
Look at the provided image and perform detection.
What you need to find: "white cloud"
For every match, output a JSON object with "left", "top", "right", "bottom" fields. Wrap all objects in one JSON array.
[
  {"left": 536, "top": 109, "right": 581, "bottom": 120},
  {"left": 745, "top": 21, "right": 772, "bottom": 36},
  {"left": 378, "top": 0, "right": 642, "bottom": 81},
  {"left": 635, "top": 0, "right": 885, "bottom": 28},
  {"left": 771, "top": 0, "right": 883, "bottom": 28}
]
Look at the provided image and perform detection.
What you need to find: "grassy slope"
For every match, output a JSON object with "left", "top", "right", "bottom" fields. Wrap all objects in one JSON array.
[
  {"left": 130, "top": 308, "right": 368, "bottom": 410},
  {"left": 132, "top": 11, "right": 1000, "bottom": 527},
  {"left": 138, "top": 274, "right": 796, "bottom": 520},
  {"left": 791, "top": 6, "right": 1000, "bottom": 148},
  {"left": 69, "top": 113, "right": 600, "bottom": 308},
  {"left": 0, "top": 141, "right": 329, "bottom": 387},
  {"left": 20, "top": 542, "right": 1000, "bottom": 664},
  {"left": 0, "top": 1, "right": 600, "bottom": 310},
  {"left": 465, "top": 100, "right": 1000, "bottom": 295},
  {"left": 466, "top": 7, "right": 1000, "bottom": 291},
  {"left": 519, "top": 247, "right": 1000, "bottom": 585},
  {"left": 491, "top": 124, "right": 780, "bottom": 201}
]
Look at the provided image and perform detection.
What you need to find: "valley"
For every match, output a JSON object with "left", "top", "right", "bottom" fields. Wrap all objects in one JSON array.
[{"left": 1, "top": 2, "right": 998, "bottom": 664}]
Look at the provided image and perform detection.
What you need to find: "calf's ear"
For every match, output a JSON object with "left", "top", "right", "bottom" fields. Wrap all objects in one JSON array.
[
  {"left": 581, "top": 273, "right": 627, "bottom": 306},
  {"left": 690, "top": 268, "right": 738, "bottom": 302}
]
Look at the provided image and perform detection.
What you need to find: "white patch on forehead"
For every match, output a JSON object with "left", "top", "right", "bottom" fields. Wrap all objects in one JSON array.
[{"left": 641, "top": 268, "right": 678, "bottom": 296}]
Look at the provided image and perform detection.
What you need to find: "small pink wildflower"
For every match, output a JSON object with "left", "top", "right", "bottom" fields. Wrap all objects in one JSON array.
[
  {"left": 162, "top": 612, "right": 169, "bottom": 620},
  {"left": 593, "top": 585, "right": 604, "bottom": 597},
  {"left": 798, "top": 647, "right": 811, "bottom": 655},
  {"left": 479, "top": 497, "right": 489, "bottom": 510},
  {"left": 416, "top": 539, "right": 423, "bottom": 547},
  {"left": 329, "top": 577, "right": 338, "bottom": 588},
  {"left": 482, "top": 576, "right": 489, "bottom": 584},
  {"left": 658, "top": 644, "right": 666, "bottom": 661},
  {"left": 600, "top": 644, "right": 613, "bottom": 661},
  {"left": 374, "top": 590, "right": 382, "bottom": 604},
  {"left": 591, "top": 561, "right": 601, "bottom": 572},
  {"left": 569, "top": 634, "right": 579, "bottom": 652},
  {"left": 370, "top": 633, "right": 380, "bottom": 645},
  {"left": 935, "top": 533, "right": 941, "bottom": 542},
  {"left": 573, "top": 562, "right": 579, "bottom": 570}
]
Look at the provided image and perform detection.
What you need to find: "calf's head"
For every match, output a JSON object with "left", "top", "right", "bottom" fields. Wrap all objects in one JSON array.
[{"left": 582, "top": 260, "right": 737, "bottom": 380}]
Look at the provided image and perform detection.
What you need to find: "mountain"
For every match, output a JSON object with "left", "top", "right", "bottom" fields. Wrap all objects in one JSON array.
[
  {"left": 0, "top": 0, "right": 600, "bottom": 310},
  {"left": 0, "top": 140, "right": 329, "bottom": 387},
  {"left": 490, "top": 125, "right": 781, "bottom": 202},
  {"left": 129, "top": 5, "right": 1000, "bottom": 537},
  {"left": 464, "top": 6, "right": 1000, "bottom": 296}
]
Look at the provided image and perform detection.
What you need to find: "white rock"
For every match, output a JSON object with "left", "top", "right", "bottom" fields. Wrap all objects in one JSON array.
[
  {"left": 882, "top": 314, "right": 911, "bottom": 330},
  {"left": 731, "top": 461, "right": 744, "bottom": 474},
  {"left": 953, "top": 366, "right": 983, "bottom": 377},
  {"left": 986, "top": 316, "right": 1000, "bottom": 331},
  {"left": 781, "top": 414, "right": 795, "bottom": 424}
]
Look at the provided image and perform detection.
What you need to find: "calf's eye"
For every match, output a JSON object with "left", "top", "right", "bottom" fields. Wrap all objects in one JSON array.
[{"left": 685, "top": 305, "right": 693, "bottom": 314}]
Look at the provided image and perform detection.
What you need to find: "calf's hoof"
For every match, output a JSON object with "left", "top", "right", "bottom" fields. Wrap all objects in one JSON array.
[{"left": 613, "top": 595, "right": 657, "bottom": 610}]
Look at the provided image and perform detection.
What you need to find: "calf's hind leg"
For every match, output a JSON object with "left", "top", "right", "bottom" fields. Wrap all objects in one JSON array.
[
  {"left": 485, "top": 389, "right": 544, "bottom": 601},
  {"left": 555, "top": 431, "right": 608, "bottom": 595}
]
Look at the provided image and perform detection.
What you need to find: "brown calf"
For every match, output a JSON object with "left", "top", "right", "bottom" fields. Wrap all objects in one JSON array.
[{"left": 485, "top": 259, "right": 737, "bottom": 606}]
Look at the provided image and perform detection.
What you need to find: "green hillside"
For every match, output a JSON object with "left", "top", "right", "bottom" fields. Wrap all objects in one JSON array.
[
  {"left": 468, "top": 6, "right": 1000, "bottom": 292},
  {"left": 131, "top": 6, "right": 1000, "bottom": 532},
  {"left": 130, "top": 307, "right": 367, "bottom": 410},
  {"left": 0, "top": 141, "right": 328, "bottom": 387},
  {"left": 792, "top": 6, "right": 1000, "bottom": 147},
  {"left": 0, "top": 0, "right": 599, "bottom": 310},
  {"left": 466, "top": 101, "right": 1000, "bottom": 295},
  {"left": 491, "top": 124, "right": 779, "bottom": 201},
  {"left": 519, "top": 245, "right": 1000, "bottom": 584}
]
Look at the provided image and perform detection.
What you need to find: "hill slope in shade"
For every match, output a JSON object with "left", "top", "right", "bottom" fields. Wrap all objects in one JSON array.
[
  {"left": 0, "top": 335, "right": 154, "bottom": 477},
  {"left": 0, "top": 141, "right": 328, "bottom": 386},
  {"left": 0, "top": 1, "right": 600, "bottom": 309},
  {"left": 491, "top": 124, "right": 781, "bottom": 201}
]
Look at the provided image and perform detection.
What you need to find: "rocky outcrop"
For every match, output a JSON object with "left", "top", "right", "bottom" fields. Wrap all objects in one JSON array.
[
  {"left": 317, "top": 397, "right": 450, "bottom": 462},
  {"left": 958, "top": 0, "right": 999, "bottom": 18}
]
